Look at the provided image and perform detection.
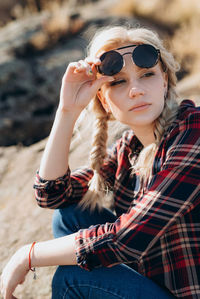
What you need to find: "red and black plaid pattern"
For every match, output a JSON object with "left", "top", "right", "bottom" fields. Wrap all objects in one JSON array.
[{"left": 34, "top": 100, "right": 200, "bottom": 298}]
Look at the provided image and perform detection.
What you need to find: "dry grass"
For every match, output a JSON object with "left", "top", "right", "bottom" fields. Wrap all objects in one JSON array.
[
  {"left": 14, "top": 7, "right": 85, "bottom": 55},
  {"left": 0, "top": 0, "right": 66, "bottom": 27},
  {"left": 111, "top": 0, "right": 200, "bottom": 27},
  {"left": 29, "top": 13, "right": 84, "bottom": 52},
  {"left": 0, "top": 2, "right": 200, "bottom": 298},
  {"left": 111, "top": 0, "right": 200, "bottom": 77},
  {"left": 171, "top": 17, "right": 200, "bottom": 74},
  {"left": 3, "top": 0, "right": 200, "bottom": 75},
  {"left": 20, "top": 0, "right": 65, "bottom": 13}
]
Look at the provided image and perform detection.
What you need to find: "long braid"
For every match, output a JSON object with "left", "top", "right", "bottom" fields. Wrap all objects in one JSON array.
[
  {"left": 155, "top": 91, "right": 179, "bottom": 143},
  {"left": 90, "top": 116, "right": 109, "bottom": 171},
  {"left": 79, "top": 98, "right": 111, "bottom": 211},
  {"left": 79, "top": 25, "right": 181, "bottom": 209},
  {"left": 132, "top": 89, "right": 179, "bottom": 182}
]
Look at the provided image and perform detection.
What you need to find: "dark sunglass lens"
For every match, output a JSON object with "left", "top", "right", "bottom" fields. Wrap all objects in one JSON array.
[
  {"left": 98, "top": 51, "right": 123, "bottom": 75},
  {"left": 133, "top": 44, "right": 159, "bottom": 68}
]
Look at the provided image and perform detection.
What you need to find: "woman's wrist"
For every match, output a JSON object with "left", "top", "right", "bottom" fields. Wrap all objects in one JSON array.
[
  {"left": 16, "top": 245, "right": 30, "bottom": 271},
  {"left": 56, "top": 105, "right": 82, "bottom": 121},
  {"left": 23, "top": 235, "right": 77, "bottom": 269}
]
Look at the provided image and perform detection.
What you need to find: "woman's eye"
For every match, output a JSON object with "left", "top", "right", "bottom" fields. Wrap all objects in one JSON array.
[
  {"left": 110, "top": 79, "right": 126, "bottom": 86},
  {"left": 142, "top": 72, "right": 155, "bottom": 78}
]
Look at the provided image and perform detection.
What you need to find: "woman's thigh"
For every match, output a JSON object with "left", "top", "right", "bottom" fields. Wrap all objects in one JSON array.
[
  {"left": 52, "top": 263, "right": 173, "bottom": 299},
  {"left": 51, "top": 204, "right": 173, "bottom": 299}
]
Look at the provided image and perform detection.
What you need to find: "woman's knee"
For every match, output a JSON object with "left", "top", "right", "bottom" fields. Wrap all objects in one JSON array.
[
  {"left": 52, "top": 264, "right": 173, "bottom": 299},
  {"left": 51, "top": 264, "right": 141, "bottom": 299},
  {"left": 51, "top": 265, "right": 130, "bottom": 299}
]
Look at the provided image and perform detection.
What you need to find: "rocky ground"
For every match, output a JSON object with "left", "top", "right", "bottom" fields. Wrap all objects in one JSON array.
[{"left": 0, "top": 0, "right": 200, "bottom": 298}]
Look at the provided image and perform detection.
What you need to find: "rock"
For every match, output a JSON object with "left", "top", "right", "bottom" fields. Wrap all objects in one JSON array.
[
  {"left": 0, "top": 107, "right": 128, "bottom": 298},
  {"left": 0, "top": 3, "right": 200, "bottom": 298},
  {"left": 177, "top": 72, "right": 200, "bottom": 105},
  {"left": 0, "top": 9, "right": 87, "bottom": 146},
  {"left": 0, "top": 0, "right": 171, "bottom": 146},
  {"left": 0, "top": 1, "right": 199, "bottom": 142}
]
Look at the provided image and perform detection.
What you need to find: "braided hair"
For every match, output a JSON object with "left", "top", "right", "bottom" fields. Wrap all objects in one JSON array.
[{"left": 79, "top": 26, "right": 180, "bottom": 211}]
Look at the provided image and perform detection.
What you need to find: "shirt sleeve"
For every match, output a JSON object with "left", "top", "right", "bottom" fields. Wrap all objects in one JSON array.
[
  {"left": 33, "top": 139, "right": 119, "bottom": 209},
  {"left": 75, "top": 110, "right": 200, "bottom": 271},
  {"left": 34, "top": 167, "right": 93, "bottom": 208}
]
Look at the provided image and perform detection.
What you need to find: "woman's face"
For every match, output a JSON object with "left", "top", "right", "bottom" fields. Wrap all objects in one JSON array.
[{"left": 98, "top": 44, "right": 168, "bottom": 132}]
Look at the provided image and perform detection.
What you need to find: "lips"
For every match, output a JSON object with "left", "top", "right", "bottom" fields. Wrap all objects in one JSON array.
[{"left": 129, "top": 102, "right": 151, "bottom": 111}]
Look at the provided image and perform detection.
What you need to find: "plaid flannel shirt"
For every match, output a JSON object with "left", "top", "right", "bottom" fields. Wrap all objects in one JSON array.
[{"left": 34, "top": 100, "right": 200, "bottom": 298}]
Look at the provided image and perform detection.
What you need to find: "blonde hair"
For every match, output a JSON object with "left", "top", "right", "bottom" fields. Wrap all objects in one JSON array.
[{"left": 79, "top": 25, "right": 180, "bottom": 211}]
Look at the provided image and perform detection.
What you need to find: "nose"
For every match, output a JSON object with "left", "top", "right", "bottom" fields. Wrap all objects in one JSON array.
[{"left": 129, "top": 86, "right": 145, "bottom": 99}]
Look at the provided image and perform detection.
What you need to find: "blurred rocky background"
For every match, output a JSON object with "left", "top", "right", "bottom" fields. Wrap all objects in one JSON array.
[{"left": 0, "top": 0, "right": 200, "bottom": 298}]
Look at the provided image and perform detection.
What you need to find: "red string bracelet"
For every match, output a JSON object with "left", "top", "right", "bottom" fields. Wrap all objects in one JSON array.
[{"left": 29, "top": 241, "right": 36, "bottom": 279}]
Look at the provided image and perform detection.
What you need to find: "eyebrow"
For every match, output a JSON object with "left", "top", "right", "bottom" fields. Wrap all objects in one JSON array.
[{"left": 114, "top": 71, "right": 127, "bottom": 76}]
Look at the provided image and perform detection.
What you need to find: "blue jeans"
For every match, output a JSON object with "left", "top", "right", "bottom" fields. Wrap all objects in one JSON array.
[{"left": 52, "top": 204, "right": 173, "bottom": 299}]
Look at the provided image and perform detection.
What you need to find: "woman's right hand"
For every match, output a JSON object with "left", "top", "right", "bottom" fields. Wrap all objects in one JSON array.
[
  {"left": 0, "top": 246, "right": 29, "bottom": 299},
  {"left": 38, "top": 56, "right": 114, "bottom": 180},
  {"left": 59, "top": 57, "right": 114, "bottom": 114}
]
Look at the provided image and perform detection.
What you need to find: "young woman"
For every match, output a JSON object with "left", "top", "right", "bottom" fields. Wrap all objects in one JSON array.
[{"left": 1, "top": 26, "right": 200, "bottom": 299}]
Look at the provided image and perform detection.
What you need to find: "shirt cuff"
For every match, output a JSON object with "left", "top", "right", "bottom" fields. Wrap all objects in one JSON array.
[
  {"left": 75, "top": 228, "right": 101, "bottom": 271},
  {"left": 34, "top": 168, "right": 72, "bottom": 195},
  {"left": 75, "top": 225, "right": 117, "bottom": 271}
]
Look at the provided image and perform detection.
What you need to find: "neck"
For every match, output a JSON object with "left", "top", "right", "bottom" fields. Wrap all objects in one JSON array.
[{"left": 131, "top": 125, "right": 156, "bottom": 147}]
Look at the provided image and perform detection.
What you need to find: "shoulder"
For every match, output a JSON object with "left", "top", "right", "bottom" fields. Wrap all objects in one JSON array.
[
  {"left": 167, "top": 100, "right": 200, "bottom": 139},
  {"left": 163, "top": 99, "right": 200, "bottom": 149},
  {"left": 177, "top": 99, "right": 200, "bottom": 130}
]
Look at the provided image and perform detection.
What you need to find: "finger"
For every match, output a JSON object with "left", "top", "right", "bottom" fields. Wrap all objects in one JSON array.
[
  {"left": 91, "top": 63, "right": 98, "bottom": 76},
  {"left": 90, "top": 76, "right": 114, "bottom": 94},
  {"left": 3, "top": 281, "right": 17, "bottom": 299},
  {"left": 4, "top": 288, "right": 14, "bottom": 299},
  {"left": 64, "top": 62, "right": 86, "bottom": 76},
  {"left": 66, "top": 62, "right": 80, "bottom": 73},
  {"left": 66, "top": 61, "right": 95, "bottom": 77},
  {"left": 0, "top": 275, "right": 3, "bottom": 291},
  {"left": 85, "top": 56, "right": 101, "bottom": 65},
  {"left": 74, "top": 60, "right": 93, "bottom": 75},
  {"left": 80, "top": 60, "right": 96, "bottom": 76},
  {"left": 77, "top": 60, "right": 90, "bottom": 69},
  {"left": 72, "top": 61, "right": 85, "bottom": 73},
  {"left": 0, "top": 275, "right": 5, "bottom": 298},
  {"left": 75, "top": 59, "right": 87, "bottom": 70}
]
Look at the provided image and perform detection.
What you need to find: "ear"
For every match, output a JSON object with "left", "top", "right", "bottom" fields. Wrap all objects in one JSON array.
[{"left": 97, "top": 89, "right": 111, "bottom": 113}]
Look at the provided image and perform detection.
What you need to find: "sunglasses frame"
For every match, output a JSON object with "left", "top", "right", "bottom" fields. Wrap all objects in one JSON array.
[{"left": 97, "top": 44, "right": 161, "bottom": 76}]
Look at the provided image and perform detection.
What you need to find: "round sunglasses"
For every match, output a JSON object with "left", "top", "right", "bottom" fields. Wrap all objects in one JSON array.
[{"left": 97, "top": 44, "right": 160, "bottom": 76}]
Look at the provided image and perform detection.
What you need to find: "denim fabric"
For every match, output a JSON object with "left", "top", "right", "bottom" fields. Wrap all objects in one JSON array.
[{"left": 51, "top": 204, "right": 173, "bottom": 299}]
